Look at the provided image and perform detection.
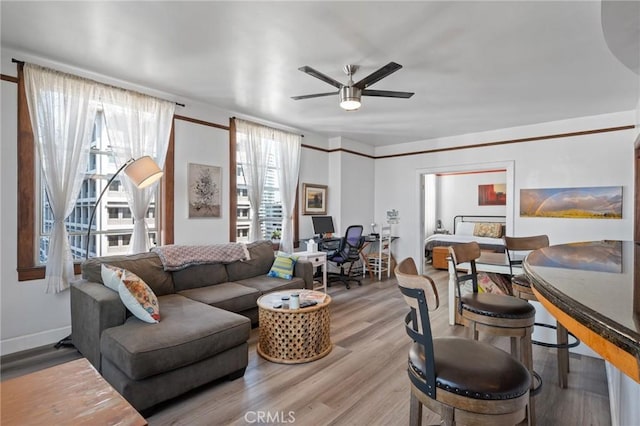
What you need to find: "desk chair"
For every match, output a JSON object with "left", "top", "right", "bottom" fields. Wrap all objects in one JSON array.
[
  {"left": 504, "top": 235, "right": 579, "bottom": 389},
  {"left": 327, "top": 225, "right": 364, "bottom": 289},
  {"left": 449, "top": 242, "right": 538, "bottom": 425},
  {"left": 396, "top": 257, "right": 531, "bottom": 426}
]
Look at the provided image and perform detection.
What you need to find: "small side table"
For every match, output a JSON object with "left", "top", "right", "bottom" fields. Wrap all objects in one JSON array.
[
  {"left": 295, "top": 250, "right": 327, "bottom": 293},
  {"left": 257, "top": 290, "right": 332, "bottom": 364}
]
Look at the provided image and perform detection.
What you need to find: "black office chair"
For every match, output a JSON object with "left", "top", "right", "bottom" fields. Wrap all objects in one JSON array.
[{"left": 327, "top": 225, "right": 364, "bottom": 289}]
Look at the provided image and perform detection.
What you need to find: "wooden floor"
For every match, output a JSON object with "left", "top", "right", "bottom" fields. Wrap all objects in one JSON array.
[{"left": 1, "top": 266, "right": 611, "bottom": 425}]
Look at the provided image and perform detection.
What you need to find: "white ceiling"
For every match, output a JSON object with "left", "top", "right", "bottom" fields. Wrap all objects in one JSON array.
[{"left": 1, "top": 1, "right": 638, "bottom": 147}]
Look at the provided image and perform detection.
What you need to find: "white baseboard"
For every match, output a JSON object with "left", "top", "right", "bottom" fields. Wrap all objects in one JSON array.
[{"left": 0, "top": 326, "right": 71, "bottom": 357}]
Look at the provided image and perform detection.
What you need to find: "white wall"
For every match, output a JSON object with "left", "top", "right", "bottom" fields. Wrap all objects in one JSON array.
[
  {"left": 373, "top": 111, "right": 635, "bottom": 268},
  {"left": 173, "top": 119, "right": 230, "bottom": 244},
  {"left": 437, "top": 171, "right": 507, "bottom": 232}
]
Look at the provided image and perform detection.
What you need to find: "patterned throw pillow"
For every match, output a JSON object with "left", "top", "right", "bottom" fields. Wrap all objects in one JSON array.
[
  {"left": 473, "top": 222, "right": 503, "bottom": 238},
  {"left": 101, "top": 264, "right": 124, "bottom": 292},
  {"left": 118, "top": 269, "right": 161, "bottom": 323},
  {"left": 477, "top": 272, "right": 506, "bottom": 294},
  {"left": 267, "top": 251, "right": 298, "bottom": 280}
]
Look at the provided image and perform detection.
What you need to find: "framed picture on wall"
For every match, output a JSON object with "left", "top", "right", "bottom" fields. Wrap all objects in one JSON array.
[
  {"left": 478, "top": 183, "right": 507, "bottom": 206},
  {"left": 188, "top": 163, "right": 221, "bottom": 218},
  {"left": 302, "top": 183, "right": 327, "bottom": 215}
]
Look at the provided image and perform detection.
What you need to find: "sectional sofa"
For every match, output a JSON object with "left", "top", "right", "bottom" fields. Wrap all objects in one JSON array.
[{"left": 70, "top": 240, "right": 313, "bottom": 411}]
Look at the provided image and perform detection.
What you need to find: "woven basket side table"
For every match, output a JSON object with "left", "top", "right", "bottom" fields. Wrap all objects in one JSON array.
[{"left": 257, "top": 290, "right": 332, "bottom": 364}]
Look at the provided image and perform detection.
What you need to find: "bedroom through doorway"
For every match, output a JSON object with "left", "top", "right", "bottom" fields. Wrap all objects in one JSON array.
[{"left": 418, "top": 161, "right": 514, "bottom": 272}]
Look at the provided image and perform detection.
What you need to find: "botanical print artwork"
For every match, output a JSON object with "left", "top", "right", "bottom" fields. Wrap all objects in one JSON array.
[
  {"left": 188, "top": 163, "right": 221, "bottom": 218},
  {"left": 520, "top": 186, "right": 622, "bottom": 219}
]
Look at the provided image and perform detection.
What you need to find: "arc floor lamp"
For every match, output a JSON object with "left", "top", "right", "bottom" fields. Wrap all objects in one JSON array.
[{"left": 84, "top": 155, "right": 163, "bottom": 259}]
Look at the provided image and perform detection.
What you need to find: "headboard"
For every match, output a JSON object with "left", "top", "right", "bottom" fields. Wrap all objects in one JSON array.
[{"left": 452, "top": 215, "right": 506, "bottom": 235}]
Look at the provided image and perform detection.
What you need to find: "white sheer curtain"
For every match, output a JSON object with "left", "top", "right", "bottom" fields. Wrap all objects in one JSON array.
[
  {"left": 236, "top": 119, "right": 273, "bottom": 242},
  {"left": 101, "top": 88, "right": 175, "bottom": 253},
  {"left": 275, "top": 131, "right": 301, "bottom": 253},
  {"left": 23, "top": 63, "right": 98, "bottom": 293}
]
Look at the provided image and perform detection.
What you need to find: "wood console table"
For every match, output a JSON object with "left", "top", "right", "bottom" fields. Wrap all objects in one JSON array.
[{"left": 0, "top": 358, "right": 147, "bottom": 425}]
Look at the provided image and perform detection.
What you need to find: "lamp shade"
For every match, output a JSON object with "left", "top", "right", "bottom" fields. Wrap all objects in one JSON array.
[{"left": 124, "top": 155, "right": 163, "bottom": 188}]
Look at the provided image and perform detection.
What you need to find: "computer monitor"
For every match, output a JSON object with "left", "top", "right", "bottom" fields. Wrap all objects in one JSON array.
[{"left": 312, "top": 216, "right": 335, "bottom": 237}]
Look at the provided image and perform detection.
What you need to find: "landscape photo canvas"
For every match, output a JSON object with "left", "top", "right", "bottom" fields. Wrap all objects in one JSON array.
[{"left": 520, "top": 186, "right": 622, "bottom": 219}]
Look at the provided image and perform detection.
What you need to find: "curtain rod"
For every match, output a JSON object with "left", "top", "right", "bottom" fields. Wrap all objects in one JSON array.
[
  {"left": 231, "top": 116, "right": 304, "bottom": 137},
  {"left": 12, "top": 58, "right": 185, "bottom": 108}
]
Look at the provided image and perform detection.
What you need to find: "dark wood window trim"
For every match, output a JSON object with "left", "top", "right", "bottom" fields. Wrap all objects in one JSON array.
[
  {"left": 229, "top": 117, "right": 299, "bottom": 246},
  {"left": 15, "top": 65, "right": 175, "bottom": 281}
]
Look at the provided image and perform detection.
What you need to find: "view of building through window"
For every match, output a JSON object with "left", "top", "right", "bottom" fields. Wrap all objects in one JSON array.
[
  {"left": 38, "top": 112, "right": 158, "bottom": 264},
  {"left": 236, "top": 149, "right": 283, "bottom": 242}
]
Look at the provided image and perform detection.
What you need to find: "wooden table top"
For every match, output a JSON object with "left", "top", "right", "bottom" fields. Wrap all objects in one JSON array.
[{"left": 1, "top": 358, "right": 147, "bottom": 426}]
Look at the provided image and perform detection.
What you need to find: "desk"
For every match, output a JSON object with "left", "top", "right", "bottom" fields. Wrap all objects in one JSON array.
[
  {"left": 295, "top": 250, "right": 327, "bottom": 293},
  {"left": 447, "top": 251, "right": 521, "bottom": 325},
  {"left": 0, "top": 358, "right": 147, "bottom": 426}
]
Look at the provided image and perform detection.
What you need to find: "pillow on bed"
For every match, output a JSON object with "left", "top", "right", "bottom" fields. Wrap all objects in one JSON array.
[
  {"left": 473, "top": 222, "right": 503, "bottom": 238},
  {"left": 455, "top": 222, "right": 476, "bottom": 236}
]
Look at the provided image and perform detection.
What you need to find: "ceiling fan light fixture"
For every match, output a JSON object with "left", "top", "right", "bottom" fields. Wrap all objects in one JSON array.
[{"left": 339, "top": 86, "right": 362, "bottom": 111}]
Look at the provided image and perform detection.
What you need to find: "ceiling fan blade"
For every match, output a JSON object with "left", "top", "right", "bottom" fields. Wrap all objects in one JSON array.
[
  {"left": 354, "top": 62, "right": 403, "bottom": 89},
  {"left": 362, "top": 89, "right": 414, "bottom": 98},
  {"left": 298, "top": 66, "right": 343, "bottom": 89},
  {"left": 291, "top": 91, "right": 339, "bottom": 100}
]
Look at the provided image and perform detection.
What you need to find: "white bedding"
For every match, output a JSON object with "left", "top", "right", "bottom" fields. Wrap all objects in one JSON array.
[
  {"left": 424, "top": 221, "right": 505, "bottom": 251},
  {"left": 424, "top": 233, "right": 505, "bottom": 248}
]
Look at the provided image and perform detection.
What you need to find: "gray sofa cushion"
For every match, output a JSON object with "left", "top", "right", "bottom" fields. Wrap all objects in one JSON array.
[
  {"left": 235, "top": 275, "right": 306, "bottom": 294},
  {"left": 172, "top": 263, "right": 229, "bottom": 291},
  {"left": 226, "top": 240, "right": 274, "bottom": 281},
  {"left": 82, "top": 252, "right": 175, "bottom": 296},
  {"left": 100, "top": 294, "right": 250, "bottom": 380},
  {"left": 178, "top": 282, "right": 260, "bottom": 313}
]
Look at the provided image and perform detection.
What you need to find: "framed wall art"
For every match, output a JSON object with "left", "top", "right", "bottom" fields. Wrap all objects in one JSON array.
[
  {"left": 188, "top": 163, "right": 221, "bottom": 218},
  {"left": 520, "top": 186, "right": 622, "bottom": 219},
  {"left": 302, "top": 183, "right": 327, "bottom": 215},
  {"left": 478, "top": 183, "right": 506, "bottom": 206}
]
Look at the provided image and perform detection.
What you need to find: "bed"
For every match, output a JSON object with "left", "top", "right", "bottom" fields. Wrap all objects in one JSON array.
[{"left": 424, "top": 215, "right": 506, "bottom": 261}]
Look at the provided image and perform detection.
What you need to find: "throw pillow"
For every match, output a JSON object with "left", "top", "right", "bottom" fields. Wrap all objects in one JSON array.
[
  {"left": 473, "top": 222, "right": 503, "bottom": 238},
  {"left": 267, "top": 251, "right": 298, "bottom": 280},
  {"left": 118, "top": 269, "right": 161, "bottom": 323},
  {"left": 477, "top": 272, "right": 506, "bottom": 295},
  {"left": 101, "top": 264, "right": 124, "bottom": 292}
]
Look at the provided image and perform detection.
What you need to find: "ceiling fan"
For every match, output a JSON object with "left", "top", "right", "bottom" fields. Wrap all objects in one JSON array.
[{"left": 291, "top": 61, "right": 414, "bottom": 111}]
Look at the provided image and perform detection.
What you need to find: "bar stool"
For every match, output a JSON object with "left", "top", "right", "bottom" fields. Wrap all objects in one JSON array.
[
  {"left": 504, "top": 235, "right": 579, "bottom": 389},
  {"left": 396, "top": 257, "right": 531, "bottom": 426},
  {"left": 449, "top": 242, "right": 538, "bottom": 425}
]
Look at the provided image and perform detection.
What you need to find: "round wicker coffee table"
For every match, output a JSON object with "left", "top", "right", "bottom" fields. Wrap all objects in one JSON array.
[{"left": 257, "top": 290, "right": 332, "bottom": 364}]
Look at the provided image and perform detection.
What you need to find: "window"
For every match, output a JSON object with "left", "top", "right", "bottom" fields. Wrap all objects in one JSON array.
[
  {"left": 16, "top": 64, "right": 175, "bottom": 281},
  {"left": 36, "top": 112, "right": 159, "bottom": 263},
  {"left": 236, "top": 148, "right": 282, "bottom": 242},
  {"left": 230, "top": 118, "right": 300, "bottom": 247}
]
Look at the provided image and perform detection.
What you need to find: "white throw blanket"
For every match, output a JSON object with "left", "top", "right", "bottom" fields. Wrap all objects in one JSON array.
[{"left": 152, "top": 243, "right": 250, "bottom": 271}]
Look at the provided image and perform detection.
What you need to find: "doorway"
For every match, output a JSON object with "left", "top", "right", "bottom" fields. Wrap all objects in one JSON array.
[{"left": 417, "top": 161, "right": 515, "bottom": 272}]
